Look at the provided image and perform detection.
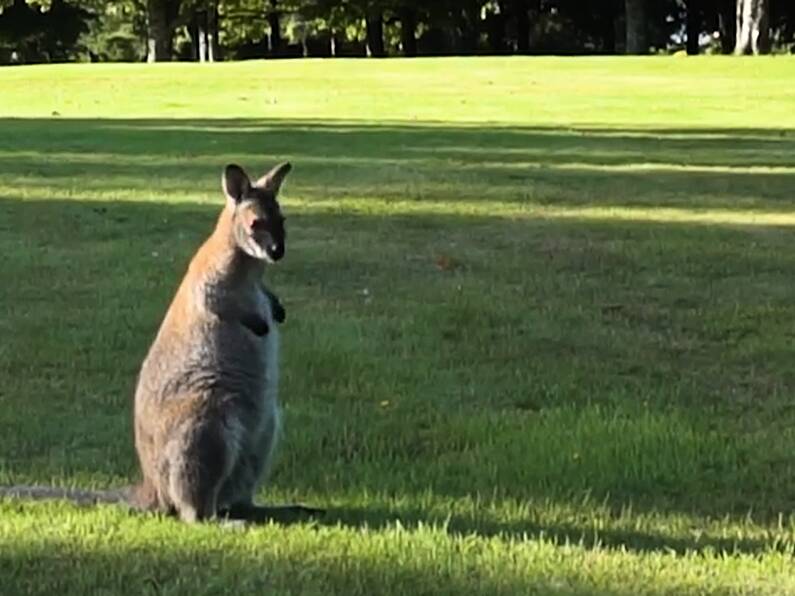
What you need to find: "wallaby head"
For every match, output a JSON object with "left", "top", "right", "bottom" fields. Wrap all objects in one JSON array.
[{"left": 222, "top": 161, "right": 291, "bottom": 263}]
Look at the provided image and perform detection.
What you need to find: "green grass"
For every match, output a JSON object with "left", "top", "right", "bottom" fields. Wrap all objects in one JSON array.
[{"left": 1, "top": 56, "right": 795, "bottom": 594}]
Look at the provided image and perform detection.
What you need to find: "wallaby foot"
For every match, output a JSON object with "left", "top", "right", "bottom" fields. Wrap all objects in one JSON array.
[{"left": 220, "top": 503, "right": 325, "bottom": 525}]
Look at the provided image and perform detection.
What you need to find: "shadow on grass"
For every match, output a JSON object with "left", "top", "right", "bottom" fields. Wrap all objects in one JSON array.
[
  {"left": 0, "top": 118, "right": 794, "bottom": 211},
  {"left": 0, "top": 540, "right": 641, "bottom": 596},
  {"left": 321, "top": 505, "right": 787, "bottom": 557},
  {"left": 1, "top": 159, "right": 794, "bottom": 558}
]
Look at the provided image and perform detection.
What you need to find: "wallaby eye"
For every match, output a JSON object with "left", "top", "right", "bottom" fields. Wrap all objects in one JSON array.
[{"left": 250, "top": 218, "right": 268, "bottom": 231}]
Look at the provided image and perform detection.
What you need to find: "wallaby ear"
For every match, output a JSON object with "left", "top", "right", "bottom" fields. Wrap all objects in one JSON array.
[
  {"left": 255, "top": 161, "right": 292, "bottom": 194},
  {"left": 222, "top": 164, "right": 251, "bottom": 203}
]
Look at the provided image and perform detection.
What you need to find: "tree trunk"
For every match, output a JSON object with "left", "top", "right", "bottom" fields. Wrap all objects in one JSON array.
[
  {"left": 624, "top": 0, "right": 647, "bottom": 54},
  {"left": 199, "top": 24, "right": 208, "bottom": 62},
  {"left": 189, "top": 15, "right": 199, "bottom": 60},
  {"left": 398, "top": 5, "right": 417, "bottom": 57},
  {"left": 600, "top": 0, "right": 619, "bottom": 53},
  {"left": 457, "top": 1, "right": 480, "bottom": 54},
  {"left": 734, "top": 0, "right": 770, "bottom": 54},
  {"left": 717, "top": 0, "right": 735, "bottom": 53},
  {"left": 486, "top": 10, "right": 507, "bottom": 53},
  {"left": 43, "top": 0, "right": 66, "bottom": 62},
  {"left": 365, "top": 9, "right": 385, "bottom": 57},
  {"left": 267, "top": 0, "right": 282, "bottom": 56},
  {"left": 512, "top": 0, "right": 529, "bottom": 53},
  {"left": 146, "top": 0, "right": 173, "bottom": 62},
  {"left": 195, "top": 9, "right": 208, "bottom": 61},
  {"left": 208, "top": 2, "right": 219, "bottom": 61},
  {"left": 686, "top": 0, "right": 700, "bottom": 54}
]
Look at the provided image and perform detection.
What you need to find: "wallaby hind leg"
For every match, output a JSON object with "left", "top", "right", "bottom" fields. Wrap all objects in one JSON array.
[
  {"left": 166, "top": 423, "right": 229, "bottom": 523},
  {"left": 217, "top": 409, "right": 280, "bottom": 512},
  {"left": 215, "top": 421, "right": 324, "bottom": 523}
]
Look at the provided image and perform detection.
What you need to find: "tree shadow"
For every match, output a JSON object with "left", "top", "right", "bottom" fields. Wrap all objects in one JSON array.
[
  {"left": 0, "top": 118, "right": 793, "bottom": 211},
  {"left": 320, "top": 504, "right": 786, "bottom": 558},
  {"left": 0, "top": 539, "right": 640, "bottom": 596}
]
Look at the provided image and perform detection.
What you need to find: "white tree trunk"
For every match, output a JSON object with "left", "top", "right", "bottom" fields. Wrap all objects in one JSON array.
[
  {"left": 208, "top": 4, "right": 219, "bottom": 62},
  {"left": 206, "top": 30, "right": 215, "bottom": 62},
  {"left": 734, "top": 0, "right": 770, "bottom": 54},
  {"left": 198, "top": 20, "right": 208, "bottom": 62}
]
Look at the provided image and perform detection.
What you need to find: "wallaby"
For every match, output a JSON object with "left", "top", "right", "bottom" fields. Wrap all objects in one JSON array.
[{"left": 0, "top": 162, "right": 321, "bottom": 524}]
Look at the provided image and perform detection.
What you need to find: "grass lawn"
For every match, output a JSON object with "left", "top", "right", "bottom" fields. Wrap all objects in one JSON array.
[{"left": 1, "top": 56, "right": 795, "bottom": 594}]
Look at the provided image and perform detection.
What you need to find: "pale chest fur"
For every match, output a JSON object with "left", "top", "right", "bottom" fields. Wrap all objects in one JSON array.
[
  {"left": 256, "top": 287, "right": 279, "bottom": 406},
  {"left": 136, "top": 282, "right": 280, "bottom": 414}
]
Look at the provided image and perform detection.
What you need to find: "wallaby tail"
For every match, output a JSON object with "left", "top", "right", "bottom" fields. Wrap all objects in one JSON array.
[{"left": 0, "top": 484, "right": 150, "bottom": 508}]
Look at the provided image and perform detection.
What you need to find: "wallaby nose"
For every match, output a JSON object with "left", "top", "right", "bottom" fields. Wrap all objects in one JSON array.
[{"left": 269, "top": 243, "right": 284, "bottom": 261}]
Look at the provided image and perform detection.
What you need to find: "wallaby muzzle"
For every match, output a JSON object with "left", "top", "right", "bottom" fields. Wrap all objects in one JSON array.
[{"left": 266, "top": 241, "right": 284, "bottom": 262}]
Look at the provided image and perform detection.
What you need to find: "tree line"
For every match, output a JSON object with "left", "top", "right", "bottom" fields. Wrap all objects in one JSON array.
[{"left": 0, "top": 0, "right": 791, "bottom": 64}]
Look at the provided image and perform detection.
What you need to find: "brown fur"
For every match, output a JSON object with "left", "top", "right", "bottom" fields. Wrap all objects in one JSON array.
[{"left": 0, "top": 162, "right": 321, "bottom": 524}]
